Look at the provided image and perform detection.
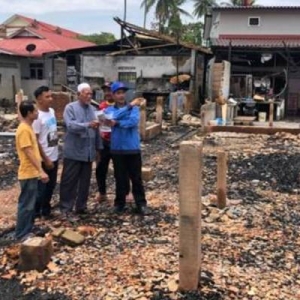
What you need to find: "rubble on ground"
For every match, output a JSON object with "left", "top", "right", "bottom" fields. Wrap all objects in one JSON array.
[{"left": 0, "top": 126, "right": 299, "bottom": 299}]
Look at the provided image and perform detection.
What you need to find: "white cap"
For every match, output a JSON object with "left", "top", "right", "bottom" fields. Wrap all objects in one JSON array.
[{"left": 77, "top": 83, "right": 91, "bottom": 93}]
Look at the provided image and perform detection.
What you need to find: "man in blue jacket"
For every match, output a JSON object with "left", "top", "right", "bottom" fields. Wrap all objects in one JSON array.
[{"left": 105, "top": 81, "right": 149, "bottom": 215}]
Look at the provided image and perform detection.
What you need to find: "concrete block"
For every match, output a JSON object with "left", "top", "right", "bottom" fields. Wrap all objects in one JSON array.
[
  {"left": 142, "top": 167, "right": 154, "bottom": 182},
  {"left": 51, "top": 228, "right": 65, "bottom": 238},
  {"left": 19, "top": 237, "right": 53, "bottom": 272},
  {"left": 61, "top": 230, "right": 85, "bottom": 246},
  {"left": 145, "top": 123, "right": 162, "bottom": 140}
]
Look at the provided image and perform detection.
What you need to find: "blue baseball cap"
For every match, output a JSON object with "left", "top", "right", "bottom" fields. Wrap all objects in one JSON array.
[{"left": 111, "top": 81, "right": 129, "bottom": 93}]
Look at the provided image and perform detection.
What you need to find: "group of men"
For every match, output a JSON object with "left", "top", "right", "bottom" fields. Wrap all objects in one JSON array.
[{"left": 15, "top": 81, "right": 149, "bottom": 241}]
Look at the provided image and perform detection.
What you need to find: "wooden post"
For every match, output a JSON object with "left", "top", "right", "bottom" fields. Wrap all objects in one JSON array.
[
  {"left": 183, "top": 92, "right": 192, "bottom": 114},
  {"left": 217, "top": 151, "right": 227, "bottom": 209},
  {"left": 15, "top": 89, "right": 24, "bottom": 121},
  {"left": 171, "top": 92, "right": 178, "bottom": 125},
  {"left": 269, "top": 101, "right": 274, "bottom": 127},
  {"left": 156, "top": 96, "right": 163, "bottom": 126},
  {"left": 139, "top": 99, "right": 147, "bottom": 140},
  {"left": 179, "top": 141, "right": 202, "bottom": 291},
  {"left": 200, "top": 103, "right": 206, "bottom": 133}
]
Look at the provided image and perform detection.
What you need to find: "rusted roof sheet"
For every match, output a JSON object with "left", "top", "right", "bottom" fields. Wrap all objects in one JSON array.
[{"left": 114, "top": 17, "right": 211, "bottom": 55}]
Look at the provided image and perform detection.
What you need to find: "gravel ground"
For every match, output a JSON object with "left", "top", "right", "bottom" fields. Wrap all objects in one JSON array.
[{"left": 0, "top": 127, "right": 300, "bottom": 299}]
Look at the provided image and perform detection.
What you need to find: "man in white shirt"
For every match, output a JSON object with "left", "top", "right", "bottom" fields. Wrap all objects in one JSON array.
[{"left": 32, "top": 86, "right": 59, "bottom": 219}]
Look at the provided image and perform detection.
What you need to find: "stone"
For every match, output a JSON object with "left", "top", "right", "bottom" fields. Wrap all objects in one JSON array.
[
  {"left": 19, "top": 237, "right": 53, "bottom": 272},
  {"left": 51, "top": 228, "right": 65, "bottom": 238},
  {"left": 142, "top": 167, "right": 154, "bottom": 182},
  {"left": 167, "top": 280, "right": 178, "bottom": 292},
  {"left": 61, "top": 230, "right": 85, "bottom": 246}
]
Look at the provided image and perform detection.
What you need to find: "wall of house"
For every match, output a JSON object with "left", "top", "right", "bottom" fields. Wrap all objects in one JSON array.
[
  {"left": 21, "top": 79, "right": 48, "bottom": 100},
  {"left": 0, "top": 55, "right": 21, "bottom": 100},
  {"left": 211, "top": 10, "right": 300, "bottom": 38},
  {"left": 82, "top": 55, "right": 191, "bottom": 81},
  {"left": 20, "top": 57, "right": 52, "bottom": 99}
]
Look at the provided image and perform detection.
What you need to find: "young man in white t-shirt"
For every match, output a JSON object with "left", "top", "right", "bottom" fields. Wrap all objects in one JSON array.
[{"left": 32, "top": 86, "right": 59, "bottom": 219}]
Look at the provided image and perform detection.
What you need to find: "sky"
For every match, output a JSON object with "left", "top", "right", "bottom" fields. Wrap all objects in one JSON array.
[{"left": 0, "top": 0, "right": 300, "bottom": 37}]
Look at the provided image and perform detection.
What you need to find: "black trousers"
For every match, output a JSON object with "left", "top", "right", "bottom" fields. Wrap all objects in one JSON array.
[
  {"left": 112, "top": 153, "right": 146, "bottom": 208},
  {"left": 35, "top": 160, "right": 58, "bottom": 217},
  {"left": 59, "top": 158, "right": 92, "bottom": 213},
  {"left": 96, "top": 142, "right": 130, "bottom": 195}
]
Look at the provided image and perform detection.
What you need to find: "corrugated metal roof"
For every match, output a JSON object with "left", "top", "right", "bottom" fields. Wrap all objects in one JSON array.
[
  {"left": 0, "top": 14, "right": 95, "bottom": 57},
  {"left": 9, "top": 14, "right": 79, "bottom": 39},
  {"left": 211, "top": 35, "right": 300, "bottom": 48},
  {"left": 212, "top": 6, "right": 300, "bottom": 11}
]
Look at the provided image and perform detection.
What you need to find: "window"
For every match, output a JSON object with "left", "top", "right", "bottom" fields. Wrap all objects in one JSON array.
[
  {"left": 248, "top": 17, "right": 260, "bottom": 26},
  {"left": 118, "top": 72, "right": 137, "bottom": 83},
  {"left": 29, "top": 63, "right": 44, "bottom": 79}
]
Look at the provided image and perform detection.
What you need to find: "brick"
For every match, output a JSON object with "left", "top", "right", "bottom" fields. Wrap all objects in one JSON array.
[
  {"left": 61, "top": 230, "right": 85, "bottom": 246},
  {"left": 51, "top": 228, "right": 65, "bottom": 238},
  {"left": 19, "top": 237, "right": 53, "bottom": 272},
  {"left": 51, "top": 92, "right": 71, "bottom": 121},
  {"left": 142, "top": 167, "right": 154, "bottom": 182}
]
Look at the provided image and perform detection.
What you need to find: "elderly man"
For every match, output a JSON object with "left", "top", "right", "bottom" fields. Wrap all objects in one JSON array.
[{"left": 59, "top": 83, "right": 102, "bottom": 217}]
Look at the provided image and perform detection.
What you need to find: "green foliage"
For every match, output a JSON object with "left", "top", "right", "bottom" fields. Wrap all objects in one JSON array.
[
  {"left": 181, "top": 22, "right": 203, "bottom": 45},
  {"left": 193, "top": 0, "right": 217, "bottom": 18},
  {"left": 79, "top": 32, "right": 116, "bottom": 45},
  {"left": 141, "top": 0, "right": 190, "bottom": 33}
]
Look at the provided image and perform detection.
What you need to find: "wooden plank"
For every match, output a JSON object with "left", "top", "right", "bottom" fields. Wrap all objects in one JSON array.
[
  {"left": 269, "top": 101, "right": 274, "bottom": 127},
  {"left": 171, "top": 93, "right": 178, "bottom": 125},
  {"left": 139, "top": 100, "right": 147, "bottom": 140},
  {"left": 156, "top": 96, "right": 163, "bottom": 125},
  {"left": 217, "top": 151, "right": 227, "bottom": 209},
  {"left": 206, "top": 125, "right": 300, "bottom": 135},
  {"left": 179, "top": 141, "right": 202, "bottom": 291}
]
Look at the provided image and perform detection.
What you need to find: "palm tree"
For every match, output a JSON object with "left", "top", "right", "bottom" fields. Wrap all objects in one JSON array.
[
  {"left": 193, "top": 0, "right": 217, "bottom": 19},
  {"left": 124, "top": 0, "right": 127, "bottom": 21},
  {"left": 220, "top": 0, "right": 257, "bottom": 6},
  {"left": 141, "top": 0, "right": 190, "bottom": 33}
]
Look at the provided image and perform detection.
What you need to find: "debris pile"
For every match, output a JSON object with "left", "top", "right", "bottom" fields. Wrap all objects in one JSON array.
[{"left": 0, "top": 128, "right": 299, "bottom": 299}]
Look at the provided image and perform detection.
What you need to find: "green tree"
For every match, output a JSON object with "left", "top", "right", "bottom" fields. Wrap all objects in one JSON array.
[
  {"left": 181, "top": 22, "right": 203, "bottom": 45},
  {"left": 79, "top": 32, "right": 116, "bottom": 45},
  {"left": 141, "top": 0, "right": 189, "bottom": 33},
  {"left": 193, "top": 0, "right": 217, "bottom": 18}
]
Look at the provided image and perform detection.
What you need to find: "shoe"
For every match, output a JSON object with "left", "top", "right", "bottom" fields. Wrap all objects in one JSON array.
[
  {"left": 136, "top": 205, "right": 150, "bottom": 216},
  {"left": 75, "top": 209, "right": 89, "bottom": 215},
  {"left": 32, "top": 226, "right": 49, "bottom": 237},
  {"left": 113, "top": 206, "right": 125, "bottom": 214},
  {"left": 41, "top": 214, "right": 53, "bottom": 221},
  {"left": 34, "top": 213, "right": 41, "bottom": 220}
]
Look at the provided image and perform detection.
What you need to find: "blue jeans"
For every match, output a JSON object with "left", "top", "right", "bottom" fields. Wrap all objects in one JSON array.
[{"left": 15, "top": 178, "right": 38, "bottom": 239}]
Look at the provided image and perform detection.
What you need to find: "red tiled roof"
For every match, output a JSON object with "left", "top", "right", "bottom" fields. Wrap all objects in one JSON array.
[
  {"left": 211, "top": 35, "right": 300, "bottom": 48},
  {"left": 0, "top": 15, "right": 95, "bottom": 57}
]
